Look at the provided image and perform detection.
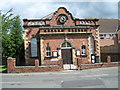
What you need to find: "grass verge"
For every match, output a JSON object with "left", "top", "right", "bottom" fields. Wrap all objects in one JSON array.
[{"left": 0, "top": 65, "right": 7, "bottom": 73}]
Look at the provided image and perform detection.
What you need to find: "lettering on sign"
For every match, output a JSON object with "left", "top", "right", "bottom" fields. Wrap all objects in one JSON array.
[{"left": 28, "top": 21, "right": 45, "bottom": 25}]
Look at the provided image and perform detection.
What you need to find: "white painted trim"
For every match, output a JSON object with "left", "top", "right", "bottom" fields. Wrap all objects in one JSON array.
[{"left": 61, "top": 47, "right": 72, "bottom": 49}]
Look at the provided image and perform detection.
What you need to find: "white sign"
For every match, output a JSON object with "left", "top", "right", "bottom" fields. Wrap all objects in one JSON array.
[
  {"left": 53, "top": 51, "right": 58, "bottom": 57},
  {"left": 76, "top": 49, "right": 80, "bottom": 56}
]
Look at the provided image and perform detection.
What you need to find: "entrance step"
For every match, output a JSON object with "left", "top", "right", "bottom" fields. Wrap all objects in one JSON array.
[{"left": 63, "top": 64, "right": 78, "bottom": 70}]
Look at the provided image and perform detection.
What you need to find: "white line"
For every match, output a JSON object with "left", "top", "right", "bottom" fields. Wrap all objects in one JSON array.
[{"left": 0, "top": 82, "right": 29, "bottom": 84}]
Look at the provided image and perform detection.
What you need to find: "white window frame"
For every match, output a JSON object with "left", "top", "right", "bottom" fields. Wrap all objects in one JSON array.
[
  {"left": 81, "top": 45, "right": 86, "bottom": 56},
  {"left": 46, "top": 46, "right": 51, "bottom": 57}
]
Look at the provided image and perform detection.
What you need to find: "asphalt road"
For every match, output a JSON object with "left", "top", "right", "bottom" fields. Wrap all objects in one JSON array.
[{"left": 1, "top": 67, "right": 119, "bottom": 88}]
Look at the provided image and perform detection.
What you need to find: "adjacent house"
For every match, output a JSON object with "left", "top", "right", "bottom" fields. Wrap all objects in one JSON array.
[{"left": 99, "top": 19, "right": 120, "bottom": 62}]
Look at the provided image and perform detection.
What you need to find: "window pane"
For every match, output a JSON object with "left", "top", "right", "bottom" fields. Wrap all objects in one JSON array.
[
  {"left": 62, "top": 42, "right": 71, "bottom": 47},
  {"left": 62, "top": 42, "right": 66, "bottom": 47},
  {"left": 46, "top": 46, "right": 50, "bottom": 50},
  {"left": 82, "top": 49, "right": 86, "bottom": 54},
  {"left": 100, "top": 34, "right": 104, "bottom": 39},
  {"left": 106, "top": 34, "right": 110, "bottom": 39},
  {"left": 89, "top": 36, "right": 94, "bottom": 54},
  {"left": 31, "top": 38, "right": 37, "bottom": 57},
  {"left": 31, "top": 52, "right": 37, "bottom": 57},
  {"left": 82, "top": 45, "right": 86, "bottom": 49},
  {"left": 47, "top": 52, "right": 51, "bottom": 56},
  {"left": 66, "top": 42, "right": 71, "bottom": 47}
]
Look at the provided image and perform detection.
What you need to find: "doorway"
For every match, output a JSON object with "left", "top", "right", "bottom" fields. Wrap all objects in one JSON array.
[
  {"left": 61, "top": 49, "right": 73, "bottom": 64},
  {"left": 61, "top": 42, "right": 75, "bottom": 70}
]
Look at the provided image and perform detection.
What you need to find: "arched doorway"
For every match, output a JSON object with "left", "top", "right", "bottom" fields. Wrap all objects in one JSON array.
[{"left": 61, "top": 42, "right": 73, "bottom": 64}]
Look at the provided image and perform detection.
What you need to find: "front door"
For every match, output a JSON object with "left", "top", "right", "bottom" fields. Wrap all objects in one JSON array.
[{"left": 61, "top": 49, "right": 73, "bottom": 64}]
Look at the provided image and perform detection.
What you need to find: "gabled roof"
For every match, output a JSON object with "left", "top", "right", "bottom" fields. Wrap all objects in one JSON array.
[
  {"left": 42, "top": 13, "right": 54, "bottom": 19},
  {"left": 99, "top": 18, "right": 119, "bottom": 33}
]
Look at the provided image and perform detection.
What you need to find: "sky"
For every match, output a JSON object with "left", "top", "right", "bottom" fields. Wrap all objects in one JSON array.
[{"left": 0, "top": 0, "right": 119, "bottom": 21}]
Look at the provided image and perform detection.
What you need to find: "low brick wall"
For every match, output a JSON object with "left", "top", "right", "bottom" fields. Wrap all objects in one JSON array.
[
  {"left": 7, "top": 57, "right": 62, "bottom": 73},
  {"left": 80, "top": 56, "right": 120, "bottom": 70},
  {"left": 7, "top": 56, "right": 119, "bottom": 73},
  {"left": 101, "top": 53, "right": 120, "bottom": 62},
  {"left": 80, "top": 62, "right": 119, "bottom": 70}
]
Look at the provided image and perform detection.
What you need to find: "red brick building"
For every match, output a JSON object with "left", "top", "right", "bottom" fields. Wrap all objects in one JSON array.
[
  {"left": 99, "top": 19, "right": 120, "bottom": 62},
  {"left": 23, "top": 7, "right": 107, "bottom": 69}
]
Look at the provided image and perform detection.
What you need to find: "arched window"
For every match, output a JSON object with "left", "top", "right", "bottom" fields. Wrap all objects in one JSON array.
[
  {"left": 81, "top": 45, "right": 86, "bottom": 56},
  {"left": 61, "top": 42, "right": 71, "bottom": 47},
  {"left": 30, "top": 38, "right": 37, "bottom": 57},
  {"left": 46, "top": 43, "right": 51, "bottom": 57}
]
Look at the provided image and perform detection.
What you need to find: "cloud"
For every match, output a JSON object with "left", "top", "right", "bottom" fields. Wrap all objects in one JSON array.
[{"left": 0, "top": 1, "right": 118, "bottom": 20}]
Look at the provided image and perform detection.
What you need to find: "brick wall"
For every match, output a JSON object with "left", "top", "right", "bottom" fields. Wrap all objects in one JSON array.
[
  {"left": 7, "top": 56, "right": 119, "bottom": 73},
  {"left": 80, "top": 62, "right": 119, "bottom": 70},
  {"left": 80, "top": 55, "right": 120, "bottom": 70},
  {"left": 101, "top": 53, "right": 120, "bottom": 62},
  {"left": 7, "top": 57, "right": 63, "bottom": 73}
]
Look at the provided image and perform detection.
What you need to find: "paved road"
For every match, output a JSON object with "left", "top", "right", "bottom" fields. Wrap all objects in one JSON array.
[{"left": 1, "top": 67, "right": 119, "bottom": 88}]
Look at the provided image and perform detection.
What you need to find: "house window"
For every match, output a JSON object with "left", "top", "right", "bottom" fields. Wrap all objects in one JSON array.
[
  {"left": 106, "top": 34, "right": 110, "bottom": 39},
  {"left": 113, "top": 34, "right": 116, "bottom": 38},
  {"left": 46, "top": 45, "right": 51, "bottom": 57},
  {"left": 30, "top": 38, "right": 37, "bottom": 57},
  {"left": 100, "top": 34, "right": 104, "bottom": 39},
  {"left": 81, "top": 45, "right": 86, "bottom": 56}
]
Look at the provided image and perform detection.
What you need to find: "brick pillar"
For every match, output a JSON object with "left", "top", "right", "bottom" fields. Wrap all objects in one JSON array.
[
  {"left": 7, "top": 57, "right": 16, "bottom": 73},
  {"left": 107, "top": 56, "right": 111, "bottom": 64},
  {"left": 59, "top": 59, "right": 63, "bottom": 68},
  {"left": 35, "top": 59, "right": 39, "bottom": 67},
  {"left": 35, "top": 59, "right": 39, "bottom": 72},
  {"left": 73, "top": 58, "right": 77, "bottom": 66}
]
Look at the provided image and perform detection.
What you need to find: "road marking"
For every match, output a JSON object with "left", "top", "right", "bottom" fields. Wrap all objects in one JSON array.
[
  {"left": 80, "top": 74, "right": 109, "bottom": 78},
  {"left": 0, "top": 82, "right": 29, "bottom": 84}
]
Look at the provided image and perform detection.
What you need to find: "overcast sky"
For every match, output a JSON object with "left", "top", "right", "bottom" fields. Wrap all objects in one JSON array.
[{"left": 0, "top": 0, "right": 119, "bottom": 20}]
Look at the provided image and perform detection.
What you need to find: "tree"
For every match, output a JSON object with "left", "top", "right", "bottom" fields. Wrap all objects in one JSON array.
[
  {"left": 0, "top": 11, "right": 2, "bottom": 64},
  {"left": 2, "top": 9, "right": 14, "bottom": 57},
  {"left": 1, "top": 9, "right": 24, "bottom": 65}
]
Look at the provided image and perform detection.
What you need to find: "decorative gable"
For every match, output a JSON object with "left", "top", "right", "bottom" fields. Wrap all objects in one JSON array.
[{"left": 50, "top": 7, "right": 75, "bottom": 26}]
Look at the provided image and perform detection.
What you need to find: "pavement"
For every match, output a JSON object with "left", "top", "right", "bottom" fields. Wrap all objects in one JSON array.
[{"left": 1, "top": 66, "right": 119, "bottom": 88}]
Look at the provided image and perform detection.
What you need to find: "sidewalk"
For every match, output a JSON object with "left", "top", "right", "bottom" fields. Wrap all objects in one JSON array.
[{"left": 1, "top": 66, "right": 118, "bottom": 76}]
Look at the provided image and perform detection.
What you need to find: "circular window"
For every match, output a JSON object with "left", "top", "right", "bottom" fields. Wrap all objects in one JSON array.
[
  {"left": 57, "top": 14, "right": 68, "bottom": 24},
  {"left": 59, "top": 16, "right": 67, "bottom": 24}
]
